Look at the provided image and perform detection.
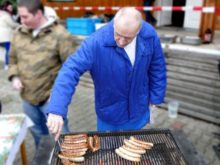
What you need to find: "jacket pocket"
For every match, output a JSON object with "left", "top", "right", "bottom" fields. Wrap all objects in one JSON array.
[{"left": 97, "top": 101, "right": 128, "bottom": 124}]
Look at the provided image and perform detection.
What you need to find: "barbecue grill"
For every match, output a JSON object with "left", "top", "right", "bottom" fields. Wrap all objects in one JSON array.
[{"left": 51, "top": 129, "right": 187, "bottom": 165}]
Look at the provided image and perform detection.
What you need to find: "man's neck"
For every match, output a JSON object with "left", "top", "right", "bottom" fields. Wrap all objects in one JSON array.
[{"left": 36, "top": 16, "right": 48, "bottom": 29}]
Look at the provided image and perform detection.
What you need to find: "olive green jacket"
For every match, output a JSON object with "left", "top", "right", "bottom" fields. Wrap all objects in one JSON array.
[{"left": 8, "top": 21, "right": 77, "bottom": 104}]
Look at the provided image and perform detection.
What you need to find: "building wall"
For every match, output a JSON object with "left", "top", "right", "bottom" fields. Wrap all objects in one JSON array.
[
  {"left": 43, "top": 0, "right": 220, "bottom": 32},
  {"left": 215, "top": 0, "right": 220, "bottom": 30},
  {"left": 184, "top": 0, "right": 203, "bottom": 29},
  {"left": 155, "top": 0, "right": 203, "bottom": 29},
  {"left": 155, "top": 0, "right": 172, "bottom": 26},
  {"left": 42, "top": 0, "right": 143, "bottom": 19},
  {"left": 199, "top": 0, "right": 216, "bottom": 39}
]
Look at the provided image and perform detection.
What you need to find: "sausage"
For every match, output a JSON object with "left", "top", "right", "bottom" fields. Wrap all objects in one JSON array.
[
  {"left": 99, "top": 159, "right": 102, "bottom": 165},
  {"left": 64, "top": 134, "right": 88, "bottom": 141},
  {"left": 64, "top": 134, "right": 88, "bottom": 139},
  {"left": 118, "top": 147, "right": 141, "bottom": 158},
  {"left": 70, "top": 162, "right": 78, "bottom": 165},
  {"left": 92, "top": 135, "right": 100, "bottom": 152},
  {"left": 58, "top": 154, "right": 85, "bottom": 162},
  {"left": 115, "top": 148, "right": 141, "bottom": 162},
  {"left": 88, "top": 136, "right": 94, "bottom": 150},
  {"left": 130, "top": 136, "right": 154, "bottom": 147},
  {"left": 61, "top": 142, "right": 88, "bottom": 150},
  {"left": 124, "top": 139, "right": 145, "bottom": 150},
  {"left": 63, "top": 138, "right": 87, "bottom": 144},
  {"left": 128, "top": 139, "right": 152, "bottom": 150},
  {"left": 61, "top": 159, "right": 71, "bottom": 165},
  {"left": 62, "top": 151, "right": 86, "bottom": 157},
  {"left": 88, "top": 136, "right": 101, "bottom": 152},
  {"left": 122, "top": 145, "right": 146, "bottom": 154},
  {"left": 61, "top": 147, "right": 88, "bottom": 153}
]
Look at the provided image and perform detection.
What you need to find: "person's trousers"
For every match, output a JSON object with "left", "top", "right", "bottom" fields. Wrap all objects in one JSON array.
[
  {"left": 0, "top": 42, "right": 10, "bottom": 68},
  {"left": 22, "top": 100, "right": 70, "bottom": 147}
]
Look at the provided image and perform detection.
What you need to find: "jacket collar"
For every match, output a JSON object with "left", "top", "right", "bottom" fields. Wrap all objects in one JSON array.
[
  {"left": 102, "top": 21, "right": 155, "bottom": 67},
  {"left": 18, "top": 19, "right": 57, "bottom": 35},
  {"left": 103, "top": 21, "right": 117, "bottom": 47}
]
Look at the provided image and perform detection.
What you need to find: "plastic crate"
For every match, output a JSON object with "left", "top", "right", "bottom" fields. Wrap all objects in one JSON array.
[{"left": 66, "top": 18, "right": 101, "bottom": 35}]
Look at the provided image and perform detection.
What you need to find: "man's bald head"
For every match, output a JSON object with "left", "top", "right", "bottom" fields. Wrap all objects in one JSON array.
[
  {"left": 113, "top": 7, "right": 142, "bottom": 48},
  {"left": 114, "top": 7, "right": 142, "bottom": 33}
]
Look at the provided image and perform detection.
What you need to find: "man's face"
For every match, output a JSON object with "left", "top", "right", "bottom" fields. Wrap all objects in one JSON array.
[
  {"left": 18, "top": 7, "right": 40, "bottom": 29},
  {"left": 114, "top": 23, "right": 138, "bottom": 48}
]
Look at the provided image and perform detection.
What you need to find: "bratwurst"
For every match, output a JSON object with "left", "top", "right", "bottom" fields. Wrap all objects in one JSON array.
[
  {"left": 115, "top": 148, "right": 141, "bottom": 162},
  {"left": 115, "top": 136, "right": 154, "bottom": 162}
]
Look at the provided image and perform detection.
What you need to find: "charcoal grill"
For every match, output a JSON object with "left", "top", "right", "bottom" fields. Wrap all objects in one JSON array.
[{"left": 51, "top": 129, "right": 187, "bottom": 165}]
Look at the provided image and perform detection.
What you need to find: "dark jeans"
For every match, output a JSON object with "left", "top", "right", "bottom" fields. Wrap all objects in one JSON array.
[{"left": 22, "top": 100, "right": 70, "bottom": 147}]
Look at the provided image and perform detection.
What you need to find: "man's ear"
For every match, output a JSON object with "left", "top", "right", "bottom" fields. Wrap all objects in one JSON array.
[{"left": 36, "top": 9, "right": 43, "bottom": 18}]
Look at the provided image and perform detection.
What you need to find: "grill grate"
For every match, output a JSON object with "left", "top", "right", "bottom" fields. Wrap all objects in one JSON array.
[{"left": 51, "top": 129, "right": 187, "bottom": 165}]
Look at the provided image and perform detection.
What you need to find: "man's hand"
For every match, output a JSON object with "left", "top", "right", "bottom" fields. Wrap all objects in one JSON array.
[
  {"left": 47, "top": 113, "right": 64, "bottom": 141},
  {"left": 12, "top": 77, "right": 23, "bottom": 91},
  {"left": 150, "top": 104, "right": 157, "bottom": 109}
]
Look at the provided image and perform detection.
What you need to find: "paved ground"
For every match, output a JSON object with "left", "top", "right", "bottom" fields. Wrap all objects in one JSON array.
[{"left": 0, "top": 63, "right": 219, "bottom": 165}]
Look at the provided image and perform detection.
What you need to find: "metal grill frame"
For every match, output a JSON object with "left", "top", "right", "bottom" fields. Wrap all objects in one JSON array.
[{"left": 51, "top": 128, "right": 187, "bottom": 165}]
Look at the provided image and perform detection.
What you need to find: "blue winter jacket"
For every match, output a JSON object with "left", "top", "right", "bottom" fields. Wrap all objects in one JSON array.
[{"left": 47, "top": 21, "right": 167, "bottom": 125}]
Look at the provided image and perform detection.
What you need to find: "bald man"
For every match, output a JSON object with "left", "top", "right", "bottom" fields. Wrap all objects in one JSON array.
[{"left": 47, "top": 7, "right": 167, "bottom": 141}]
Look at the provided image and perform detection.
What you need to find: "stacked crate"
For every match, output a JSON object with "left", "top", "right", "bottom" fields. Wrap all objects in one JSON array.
[{"left": 66, "top": 18, "right": 101, "bottom": 35}]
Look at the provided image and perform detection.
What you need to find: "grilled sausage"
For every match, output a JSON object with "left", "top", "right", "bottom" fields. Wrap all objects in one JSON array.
[
  {"left": 58, "top": 154, "right": 85, "bottom": 162},
  {"left": 88, "top": 135, "right": 101, "bottom": 152},
  {"left": 88, "top": 136, "right": 94, "bottom": 150},
  {"left": 115, "top": 148, "right": 141, "bottom": 162},
  {"left": 128, "top": 139, "right": 152, "bottom": 149},
  {"left": 122, "top": 145, "right": 146, "bottom": 154},
  {"left": 64, "top": 134, "right": 88, "bottom": 141},
  {"left": 61, "top": 147, "right": 88, "bottom": 153},
  {"left": 118, "top": 147, "right": 141, "bottom": 158},
  {"left": 61, "top": 142, "right": 88, "bottom": 150},
  {"left": 63, "top": 138, "right": 87, "bottom": 144},
  {"left": 62, "top": 151, "right": 86, "bottom": 157},
  {"left": 61, "top": 159, "right": 71, "bottom": 165},
  {"left": 124, "top": 139, "right": 145, "bottom": 150},
  {"left": 93, "top": 135, "right": 100, "bottom": 152},
  {"left": 130, "top": 136, "right": 154, "bottom": 147}
]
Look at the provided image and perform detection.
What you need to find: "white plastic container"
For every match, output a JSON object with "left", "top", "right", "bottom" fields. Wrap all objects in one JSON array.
[
  {"left": 150, "top": 105, "right": 158, "bottom": 126},
  {"left": 168, "top": 100, "right": 179, "bottom": 118}
]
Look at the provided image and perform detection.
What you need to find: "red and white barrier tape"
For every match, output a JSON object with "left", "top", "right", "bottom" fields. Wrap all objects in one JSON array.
[{"left": 52, "top": 6, "right": 220, "bottom": 14}]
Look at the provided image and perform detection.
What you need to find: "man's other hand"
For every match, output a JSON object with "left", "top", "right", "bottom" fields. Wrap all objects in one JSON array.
[
  {"left": 150, "top": 104, "right": 157, "bottom": 109},
  {"left": 47, "top": 113, "right": 64, "bottom": 141},
  {"left": 12, "top": 77, "right": 23, "bottom": 91}
]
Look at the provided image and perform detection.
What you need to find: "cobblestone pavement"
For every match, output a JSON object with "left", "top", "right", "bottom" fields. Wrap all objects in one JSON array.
[{"left": 0, "top": 64, "right": 219, "bottom": 165}]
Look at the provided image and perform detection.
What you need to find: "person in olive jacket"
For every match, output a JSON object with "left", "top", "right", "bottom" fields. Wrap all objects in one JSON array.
[
  {"left": 47, "top": 7, "right": 167, "bottom": 141},
  {"left": 8, "top": 0, "right": 77, "bottom": 147}
]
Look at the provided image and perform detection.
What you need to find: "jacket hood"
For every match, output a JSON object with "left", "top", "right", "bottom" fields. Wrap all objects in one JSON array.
[{"left": 18, "top": 18, "right": 57, "bottom": 34}]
